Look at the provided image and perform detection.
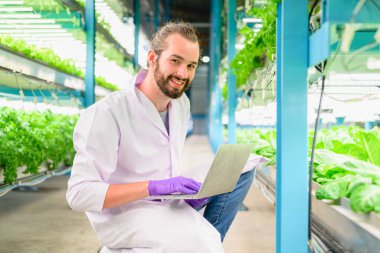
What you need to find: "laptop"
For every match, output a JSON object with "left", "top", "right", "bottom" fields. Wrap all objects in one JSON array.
[{"left": 148, "top": 144, "right": 252, "bottom": 200}]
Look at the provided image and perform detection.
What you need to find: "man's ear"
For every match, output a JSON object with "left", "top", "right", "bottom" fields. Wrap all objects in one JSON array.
[{"left": 147, "top": 49, "right": 157, "bottom": 67}]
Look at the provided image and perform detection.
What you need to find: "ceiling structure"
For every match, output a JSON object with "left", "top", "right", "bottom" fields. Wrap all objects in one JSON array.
[
  {"left": 125, "top": 0, "right": 212, "bottom": 58},
  {"left": 164, "top": 0, "right": 211, "bottom": 57}
]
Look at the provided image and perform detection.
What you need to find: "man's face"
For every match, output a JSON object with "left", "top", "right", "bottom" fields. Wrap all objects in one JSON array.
[{"left": 153, "top": 34, "right": 199, "bottom": 99}]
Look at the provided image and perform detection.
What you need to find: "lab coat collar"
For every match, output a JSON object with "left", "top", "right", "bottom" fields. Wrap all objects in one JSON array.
[{"left": 129, "top": 69, "right": 179, "bottom": 140}]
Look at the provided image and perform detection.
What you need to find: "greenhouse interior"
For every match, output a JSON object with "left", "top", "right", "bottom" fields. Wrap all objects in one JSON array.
[{"left": 1, "top": 0, "right": 380, "bottom": 252}]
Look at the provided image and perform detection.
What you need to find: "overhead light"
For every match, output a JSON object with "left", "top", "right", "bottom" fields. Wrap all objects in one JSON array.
[
  {"left": 0, "top": 7, "right": 33, "bottom": 12},
  {"left": 9, "top": 33, "right": 73, "bottom": 37},
  {"left": 0, "top": 29, "right": 68, "bottom": 33},
  {"left": 201, "top": 56, "right": 210, "bottom": 63},
  {"left": 0, "top": 1, "right": 23, "bottom": 5},
  {"left": 0, "top": 13, "right": 41, "bottom": 18},
  {"left": 242, "top": 18, "right": 261, "bottom": 23},
  {"left": 0, "top": 24, "right": 61, "bottom": 29},
  {"left": 0, "top": 19, "right": 55, "bottom": 24}
]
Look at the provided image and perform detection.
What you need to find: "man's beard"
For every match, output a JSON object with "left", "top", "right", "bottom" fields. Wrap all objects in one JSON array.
[{"left": 154, "top": 61, "right": 190, "bottom": 99}]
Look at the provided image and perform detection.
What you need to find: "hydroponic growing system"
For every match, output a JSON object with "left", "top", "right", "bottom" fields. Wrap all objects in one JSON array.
[
  {"left": 0, "top": 0, "right": 141, "bottom": 194},
  {"left": 1, "top": 0, "right": 380, "bottom": 252},
  {"left": 214, "top": 0, "right": 380, "bottom": 252}
]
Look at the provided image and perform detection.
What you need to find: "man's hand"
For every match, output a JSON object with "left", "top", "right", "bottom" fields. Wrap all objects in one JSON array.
[
  {"left": 148, "top": 176, "right": 202, "bottom": 196},
  {"left": 185, "top": 198, "right": 208, "bottom": 209}
]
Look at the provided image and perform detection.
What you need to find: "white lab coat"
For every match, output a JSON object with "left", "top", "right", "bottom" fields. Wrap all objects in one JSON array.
[{"left": 66, "top": 70, "right": 224, "bottom": 253}]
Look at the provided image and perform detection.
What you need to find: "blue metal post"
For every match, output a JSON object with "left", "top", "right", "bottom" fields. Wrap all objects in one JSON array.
[
  {"left": 365, "top": 122, "right": 374, "bottom": 130},
  {"left": 276, "top": 0, "right": 309, "bottom": 252},
  {"left": 207, "top": 1, "right": 214, "bottom": 140},
  {"left": 336, "top": 116, "right": 345, "bottom": 126},
  {"left": 227, "top": 0, "right": 237, "bottom": 144},
  {"left": 84, "top": 0, "right": 95, "bottom": 107},
  {"left": 164, "top": 0, "right": 170, "bottom": 22},
  {"left": 154, "top": 0, "right": 159, "bottom": 31},
  {"left": 133, "top": 0, "right": 140, "bottom": 69},
  {"left": 208, "top": 0, "right": 223, "bottom": 152}
]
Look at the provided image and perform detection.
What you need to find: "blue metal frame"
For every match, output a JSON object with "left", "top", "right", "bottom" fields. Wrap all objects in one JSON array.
[
  {"left": 164, "top": 0, "right": 170, "bottom": 22},
  {"left": 84, "top": 0, "right": 95, "bottom": 107},
  {"left": 276, "top": 1, "right": 309, "bottom": 252},
  {"left": 133, "top": 0, "right": 140, "bottom": 69},
  {"left": 208, "top": 0, "right": 223, "bottom": 152},
  {"left": 336, "top": 116, "right": 345, "bottom": 126},
  {"left": 309, "top": 22, "right": 380, "bottom": 67},
  {"left": 227, "top": 0, "right": 237, "bottom": 144},
  {"left": 324, "top": 0, "right": 380, "bottom": 23},
  {"left": 308, "top": 22, "right": 330, "bottom": 67},
  {"left": 0, "top": 86, "right": 83, "bottom": 104},
  {"left": 154, "top": 0, "right": 159, "bottom": 31}
]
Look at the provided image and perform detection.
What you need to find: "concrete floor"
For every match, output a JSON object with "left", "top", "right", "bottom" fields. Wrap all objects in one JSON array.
[{"left": 0, "top": 135, "right": 275, "bottom": 253}]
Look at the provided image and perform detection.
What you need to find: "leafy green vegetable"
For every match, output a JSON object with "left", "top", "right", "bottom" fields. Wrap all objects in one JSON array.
[
  {"left": 353, "top": 130, "right": 380, "bottom": 166},
  {"left": 314, "top": 149, "right": 380, "bottom": 180},
  {"left": 232, "top": 126, "right": 380, "bottom": 214},
  {"left": 0, "top": 107, "right": 78, "bottom": 184},
  {"left": 349, "top": 184, "right": 380, "bottom": 214},
  {"left": 230, "top": 1, "right": 277, "bottom": 88},
  {"left": 315, "top": 174, "right": 370, "bottom": 200},
  {"left": 0, "top": 35, "right": 119, "bottom": 91}
]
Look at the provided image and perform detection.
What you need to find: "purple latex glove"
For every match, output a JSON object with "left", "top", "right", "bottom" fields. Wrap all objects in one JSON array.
[
  {"left": 148, "top": 176, "right": 202, "bottom": 196},
  {"left": 185, "top": 197, "right": 209, "bottom": 209}
]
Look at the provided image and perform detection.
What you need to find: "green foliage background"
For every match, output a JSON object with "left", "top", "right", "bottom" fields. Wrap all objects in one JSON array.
[
  {"left": 0, "top": 107, "right": 78, "bottom": 184},
  {"left": 230, "top": 1, "right": 277, "bottom": 89},
  {"left": 227, "top": 126, "right": 380, "bottom": 214}
]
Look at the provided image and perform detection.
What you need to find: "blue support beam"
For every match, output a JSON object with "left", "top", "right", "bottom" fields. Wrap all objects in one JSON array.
[
  {"left": 336, "top": 116, "right": 345, "bottom": 126},
  {"left": 308, "top": 22, "right": 330, "bottom": 67},
  {"left": 324, "top": 0, "right": 380, "bottom": 23},
  {"left": 164, "top": 0, "right": 170, "bottom": 22},
  {"left": 365, "top": 121, "right": 375, "bottom": 130},
  {"left": 309, "top": 22, "right": 380, "bottom": 67},
  {"left": 227, "top": 0, "right": 237, "bottom": 144},
  {"left": 208, "top": 0, "right": 223, "bottom": 152},
  {"left": 133, "top": 0, "right": 140, "bottom": 69},
  {"left": 84, "top": 0, "right": 95, "bottom": 107},
  {"left": 276, "top": 0, "right": 309, "bottom": 252},
  {"left": 154, "top": 0, "right": 159, "bottom": 31}
]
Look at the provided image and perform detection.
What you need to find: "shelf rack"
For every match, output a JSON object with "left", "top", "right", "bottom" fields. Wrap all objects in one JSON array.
[
  {"left": 213, "top": 0, "right": 380, "bottom": 252},
  {"left": 0, "top": 166, "right": 71, "bottom": 198},
  {"left": 256, "top": 166, "right": 380, "bottom": 252},
  {"left": 0, "top": 44, "right": 111, "bottom": 105},
  {"left": 62, "top": 0, "right": 134, "bottom": 63}
]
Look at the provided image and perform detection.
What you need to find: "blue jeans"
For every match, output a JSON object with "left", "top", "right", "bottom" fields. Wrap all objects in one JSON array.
[{"left": 199, "top": 170, "right": 255, "bottom": 242}]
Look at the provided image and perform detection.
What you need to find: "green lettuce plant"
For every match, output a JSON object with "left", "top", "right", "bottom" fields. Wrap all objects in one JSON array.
[
  {"left": 230, "top": 126, "right": 380, "bottom": 214},
  {"left": 0, "top": 107, "right": 78, "bottom": 184},
  {"left": 0, "top": 35, "right": 118, "bottom": 91}
]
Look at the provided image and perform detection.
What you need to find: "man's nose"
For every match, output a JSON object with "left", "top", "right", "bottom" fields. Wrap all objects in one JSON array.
[{"left": 176, "top": 65, "right": 189, "bottom": 79}]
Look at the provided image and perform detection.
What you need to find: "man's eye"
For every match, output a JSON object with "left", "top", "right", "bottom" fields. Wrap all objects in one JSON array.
[
  {"left": 188, "top": 64, "right": 196, "bottom": 69},
  {"left": 171, "top": 59, "right": 180, "bottom": 64}
]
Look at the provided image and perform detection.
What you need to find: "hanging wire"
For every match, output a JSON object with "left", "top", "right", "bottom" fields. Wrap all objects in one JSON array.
[
  {"left": 307, "top": 1, "right": 377, "bottom": 251},
  {"left": 307, "top": 25, "right": 342, "bottom": 253},
  {"left": 28, "top": 79, "right": 39, "bottom": 105},
  {"left": 309, "top": 0, "right": 321, "bottom": 32},
  {"left": 13, "top": 71, "right": 25, "bottom": 101},
  {"left": 37, "top": 85, "right": 49, "bottom": 104}
]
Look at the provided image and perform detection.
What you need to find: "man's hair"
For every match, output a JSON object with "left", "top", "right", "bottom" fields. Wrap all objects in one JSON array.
[{"left": 150, "top": 20, "right": 200, "bottom": 57}]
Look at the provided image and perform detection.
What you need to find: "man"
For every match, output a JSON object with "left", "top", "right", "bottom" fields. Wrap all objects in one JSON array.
[{"left": 66, "top": 21, "right": 254, "bottom": 253}]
